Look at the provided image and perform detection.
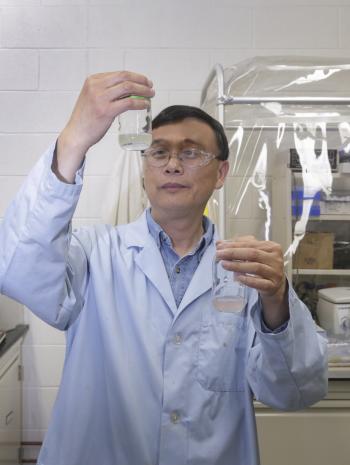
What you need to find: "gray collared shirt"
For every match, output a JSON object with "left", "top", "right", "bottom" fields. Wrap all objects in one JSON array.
[{"left": 146, "top": 208, "right": 214, "bottom": 307}]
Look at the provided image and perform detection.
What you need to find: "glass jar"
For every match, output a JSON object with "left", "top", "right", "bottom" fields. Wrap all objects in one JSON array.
[
  {"left": 118, "top": 96, "right": 152, "bottom": 151},
  {"left": 212, "top": 257, "right": 247, "bottom": 313}
]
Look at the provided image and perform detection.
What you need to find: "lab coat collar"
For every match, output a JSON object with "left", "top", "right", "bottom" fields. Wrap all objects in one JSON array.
[
  {"left": 176, "top": 242, "right": 215, "bottom": 315},
  {"left": 121, "top": 212, "right": 218, "bottom": 318},
  {"left": 123, "top": 212, "right": 177, "bottom": 315}
]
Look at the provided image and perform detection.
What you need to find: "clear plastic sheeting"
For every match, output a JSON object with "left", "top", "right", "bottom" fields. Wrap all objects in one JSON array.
[
  {"left": 201, "top": 57, "right": 350, "bottom": 317},
  {"left": 201, "top": 56, "right": 350, "bottom": 126}
]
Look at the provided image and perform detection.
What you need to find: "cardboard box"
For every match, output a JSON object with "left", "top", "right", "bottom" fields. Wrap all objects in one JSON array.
[{"left": 294, "top": 232, "right": 334, "bottom": 269}]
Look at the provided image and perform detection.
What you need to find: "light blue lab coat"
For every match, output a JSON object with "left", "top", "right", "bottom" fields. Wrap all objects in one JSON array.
[{"left": 0, "top": 145, "right": 328, "bottom": 465}]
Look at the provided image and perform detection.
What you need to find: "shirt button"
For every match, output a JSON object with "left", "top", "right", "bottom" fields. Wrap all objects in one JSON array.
[
  {"left": 170, "top": 411, "right": 180, "bottom": 424},
  {"left": 173, "top": 333, "right": 183, "bottom": 345},
  {"left": 175, "top": 266, "right": 180, "bottom": 273}
]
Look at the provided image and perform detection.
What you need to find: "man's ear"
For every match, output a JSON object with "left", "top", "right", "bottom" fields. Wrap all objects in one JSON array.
[{"left": 215, "top": 160, "right": 229, "bottom": 190}]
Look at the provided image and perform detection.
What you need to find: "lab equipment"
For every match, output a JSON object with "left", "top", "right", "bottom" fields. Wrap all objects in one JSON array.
[{"left": 317, "top": 287, "right": 350, "bottom": 335}]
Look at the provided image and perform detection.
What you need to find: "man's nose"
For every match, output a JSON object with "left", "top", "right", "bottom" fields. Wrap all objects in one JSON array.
[{"left": 164, "top": 153, "right": 183, "bottom": 173}]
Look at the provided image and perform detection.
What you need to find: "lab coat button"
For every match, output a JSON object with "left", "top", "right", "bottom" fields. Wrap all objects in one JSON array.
[
  {"left": 170, "top": 411, "right": 180, "bottom": 424},
  {"left": 173, "top": 333, "right": 182, "bottom": 345}
]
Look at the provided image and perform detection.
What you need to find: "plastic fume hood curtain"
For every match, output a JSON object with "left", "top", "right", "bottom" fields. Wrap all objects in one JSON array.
[
  {"left": 202, "top": 56, "right": 350, "bottom": 127},
  {"left": 102, "top": 146, "right": 147, "bottom": 225},
  {"left": 201, "top": 57, "right": 350, "bottom": 314}
]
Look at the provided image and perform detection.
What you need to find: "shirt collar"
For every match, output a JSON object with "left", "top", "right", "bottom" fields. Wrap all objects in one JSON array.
[{"left": 145, "top": 208, "right": 214, "bottom": 258}]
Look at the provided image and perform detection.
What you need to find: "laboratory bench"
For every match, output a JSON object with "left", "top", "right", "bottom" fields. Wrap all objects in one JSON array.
[{"left": 255, "top": 365, "right": 350, "bottom": 465}]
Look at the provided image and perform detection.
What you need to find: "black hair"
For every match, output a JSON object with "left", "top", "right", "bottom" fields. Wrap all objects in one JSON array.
[{"left": 152, "top": 105, "right": 229, "bottom": 161}]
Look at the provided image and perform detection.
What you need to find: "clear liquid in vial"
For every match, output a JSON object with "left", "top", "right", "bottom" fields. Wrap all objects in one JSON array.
[
  {"left": 212, "top": 295, "right": 247, "bottom": 313},
  {"left": 118, "top": 133, "right": 152, "bottom": 151}
]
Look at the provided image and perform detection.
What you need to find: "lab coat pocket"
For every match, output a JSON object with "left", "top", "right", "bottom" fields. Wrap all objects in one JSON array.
[{"left": 196, "top": 313, "right": 247, "bottom": 392}]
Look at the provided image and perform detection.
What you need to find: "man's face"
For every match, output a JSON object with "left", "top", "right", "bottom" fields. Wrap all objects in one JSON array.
[{"left": 143, "top": 117, "right": 229, "bottom": 219}]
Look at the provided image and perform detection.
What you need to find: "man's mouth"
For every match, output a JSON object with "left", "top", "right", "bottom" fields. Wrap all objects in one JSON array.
[{"left": 161, "top": 183, "right": 188, "bottom": 189}]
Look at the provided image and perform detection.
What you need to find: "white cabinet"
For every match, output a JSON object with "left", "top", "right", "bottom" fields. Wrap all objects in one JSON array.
[
  {"left": 0, "top": 340, "right": 22, "bottom": 465},
  {"left": 255, "top": 379, "right": 350, "bottom": 465}
]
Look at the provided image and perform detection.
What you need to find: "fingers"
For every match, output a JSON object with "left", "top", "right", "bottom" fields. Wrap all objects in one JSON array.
[
  {"left": 216, "top": 239, "right": 282, "bottom": 266},
  {"left": 106, "top": 81, "right": 154, "bottom": 103},
  {"left": 220, "top": 255, "right": 282, "bottom": 283},
  {"left": 230, "top": 258, "right": 284, "bottom": 297},
  {"left": 236, "top": 273, "right": 282, "bottom": 295},
  {"left": 221, "top": 259, "right": 270, "bottom": 277},
  {"left": 99, "top": 70, "right": 153, "bottom": 89},
  {"left": 82, "top": 71, "right": 155, "bottom": 119},
  {"left": 85, "top": 71, "right": 154, "bottom": 100},
  {"left": 216, "top": 238, "right": 285, "bottom": 297}
]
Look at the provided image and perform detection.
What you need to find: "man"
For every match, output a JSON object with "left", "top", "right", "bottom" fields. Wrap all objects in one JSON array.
[{"left": 0, "top": 71, "right": 327, "bottom": 465}]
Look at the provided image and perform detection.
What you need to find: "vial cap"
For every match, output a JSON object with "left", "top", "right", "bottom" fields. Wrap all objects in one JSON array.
[{"left": 130, "top": 95, "right": 150, "bottom": 100}]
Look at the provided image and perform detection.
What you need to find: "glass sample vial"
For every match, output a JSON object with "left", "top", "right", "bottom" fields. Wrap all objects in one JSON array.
[
  {"left": 212, "top": 258, "right": 247, "bottom": 313},
  {"left": 118, "top": 96, "right": 152, "bottom": 151}
]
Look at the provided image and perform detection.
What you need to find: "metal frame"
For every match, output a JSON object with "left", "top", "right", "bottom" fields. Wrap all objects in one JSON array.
[
  {"left": 200, "top": 62, "right": 350, "bottom": 238},
  {"left": 219, "top": 96, "right": 350, "bottom": 105},
  {"left": 201, "top": 64, "right": 226, "bottom": 237}
]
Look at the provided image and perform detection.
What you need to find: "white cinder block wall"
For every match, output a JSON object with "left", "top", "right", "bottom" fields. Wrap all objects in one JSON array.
[{"left": 1, "top": 0, "right": 350, "bottom": 451}]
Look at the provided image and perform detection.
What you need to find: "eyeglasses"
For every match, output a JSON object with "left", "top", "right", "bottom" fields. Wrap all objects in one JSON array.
[{"left": 141, "top": 147, "right": 220, "bottom": 168}]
